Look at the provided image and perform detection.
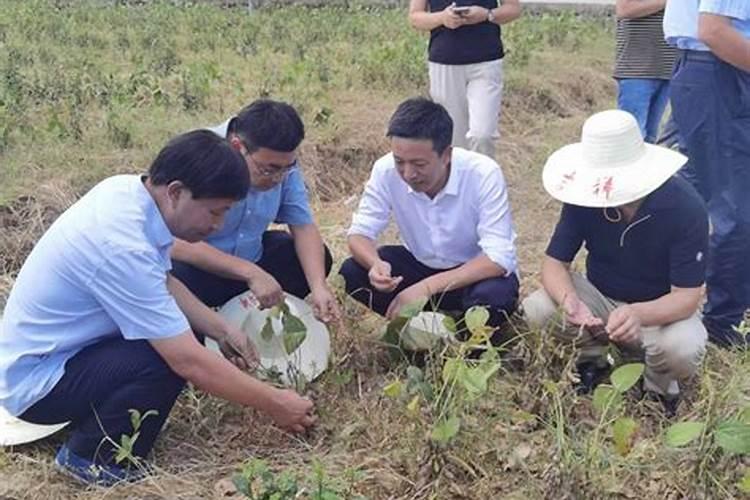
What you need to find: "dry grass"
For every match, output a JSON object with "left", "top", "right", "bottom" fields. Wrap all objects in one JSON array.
[{"left": 0, "top": 5, "right": 748, "bottom": 500}]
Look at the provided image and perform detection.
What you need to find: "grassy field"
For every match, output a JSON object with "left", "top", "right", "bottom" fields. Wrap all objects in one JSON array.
[{"left": 0, "top": 1, "right": 748, "bottom": 499}]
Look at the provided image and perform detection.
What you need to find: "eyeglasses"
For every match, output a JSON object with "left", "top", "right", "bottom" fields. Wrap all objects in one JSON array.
[{"left": 241, "top": 145, "right": 298, "bottom": 179}]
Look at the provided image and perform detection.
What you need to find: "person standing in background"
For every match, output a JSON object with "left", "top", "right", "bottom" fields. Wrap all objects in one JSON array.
[
  {"left": 664, "top": 0, "right": 750, "bottom": 347},
  {"left": 408, "top": 0, "right": 521, "bottom": 161},
  {"left": 614, "top": 0, "right": 677, "bottom": 143}
]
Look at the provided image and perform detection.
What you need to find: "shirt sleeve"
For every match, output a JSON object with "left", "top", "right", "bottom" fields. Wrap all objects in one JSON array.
[
  {"left": 669, "top": 206, "right": 709, "bottom": 288},
  {"left": 699, "top": 0, "right": 750, "bottom": 20},
  {"left": 546, "top": 204, "right": 585, "bottom": 263},
  {"left": 89, "top": 250, "right": 189, "bottom": 341},
  {"left": 276, "top": 169, "right": 314, "bottom": 226},
  {"left": 347, "top": 162, "right": 392, "bottom": 240},
  {"left": 475, "top": 167, "right": 518, "bottom": 275}
]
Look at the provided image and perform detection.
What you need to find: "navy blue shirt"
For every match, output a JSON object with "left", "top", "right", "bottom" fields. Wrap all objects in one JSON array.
[
  {"left": 427, "top": 0, "right": 504, "bottom": 65},
  {"left": 546, "top": 176, "right": 708, "bottom": 303}
]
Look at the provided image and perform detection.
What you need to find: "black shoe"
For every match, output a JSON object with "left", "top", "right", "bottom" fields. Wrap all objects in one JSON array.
[
  {"left": 575, "top": 362, "right": 611, "bottom": 395},
  {"left": 634, "top": 381, "right": 680, "bottom": 418}
]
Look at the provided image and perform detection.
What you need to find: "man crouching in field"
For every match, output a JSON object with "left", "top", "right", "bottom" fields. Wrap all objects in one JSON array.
[
  {"left": 0, "top": 131, "right": 315, "bottom": 486},
  {"left": 340, "top": 97, "right": 519, "bottom": 340},
  {"left": 171, "top": 99, "right": 341, "bottom": 323},
  {"left": 522, "top": 110, "right": 708, "bottom": 416}
]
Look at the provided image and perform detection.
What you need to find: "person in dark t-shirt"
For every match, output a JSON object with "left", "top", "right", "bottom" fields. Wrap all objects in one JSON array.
[
  {"left": 408, "top": 0, "right": 521, "bottom": 161},
  {"left": 523, "top": 110, "right": 708, "bottom": 416}
]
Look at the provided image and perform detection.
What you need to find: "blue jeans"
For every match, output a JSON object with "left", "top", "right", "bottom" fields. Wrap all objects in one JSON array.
[
  {"left": 671, "top": 50, "right": 750, "bottom": 347},
  {"left": 616, "top": 78, "right": 671, "bottom": 144}
]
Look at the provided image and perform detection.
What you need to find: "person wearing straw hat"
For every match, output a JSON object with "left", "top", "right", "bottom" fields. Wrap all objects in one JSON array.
[
  {"left": 0, "top": 131, "right": 316, "bottom": 486},
  {"left": 522, "top": 110, "right": 708, "bottom": 416},
  {"left": 340, "top": 97, "right": 519, "bottom": 340}
]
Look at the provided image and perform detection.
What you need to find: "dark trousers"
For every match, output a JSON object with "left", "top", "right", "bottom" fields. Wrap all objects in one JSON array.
[
  {"left": 20, "top": 337, "right": 185, "bottom": 465},
  {"left": 172, "top": 230, "right": 334, "bottom": 308},
  {"left": 671, "top": 50, "right": 750, "bottom": 347},
  {"left": 339, "top": 245, "right": 519, "bottom": 331}
]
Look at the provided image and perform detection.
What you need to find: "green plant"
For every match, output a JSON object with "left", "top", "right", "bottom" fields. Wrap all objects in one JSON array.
[{"left": 256, "top": 299, "right": 309, "bottom": 393}]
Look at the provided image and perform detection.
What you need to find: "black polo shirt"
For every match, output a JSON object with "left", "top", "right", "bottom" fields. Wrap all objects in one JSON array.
[
  {"left": 427, "top": 0, "right": 504, "bottom": 65},
  {"left": 546, "top": 176, "right": 708, "bottom": 303}
]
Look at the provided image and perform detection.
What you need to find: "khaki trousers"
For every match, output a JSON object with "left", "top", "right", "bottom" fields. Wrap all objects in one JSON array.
[
  {"left": 428, "top": 59, "right": 503, "bottom": 161},
  {"left": 522, "top": 274, "right": 707, "bottom": 396}
]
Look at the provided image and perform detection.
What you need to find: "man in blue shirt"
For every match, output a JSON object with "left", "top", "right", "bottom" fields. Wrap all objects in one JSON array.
[
  {"left": 171, "top": 100, "right": 340, "bottom": 323},
  {"left": 664, "top": 0, "right": 750, "bottom": 347},
  {"left": 523, "top": 110, "right": 708, "bottom": 416},
  {"left": 1, "top": 131, "right": 316, "bottom": 486}
]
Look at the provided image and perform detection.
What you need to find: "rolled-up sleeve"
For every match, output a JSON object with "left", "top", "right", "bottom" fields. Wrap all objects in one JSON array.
[
  {"left": 276, "top": 169, "right": 314, "bottom": 226},
  {"left": 699, "top": 0, "right": 750, "bottom": 19},
  {"left": 347, "top": 162, "right": 392, "bottom": 241},
  {"left": 89, "top": 250, "right": 189, "bottom": 341},
  {"left": 476, "top": 168, "right": 518, "bottom": 275}
]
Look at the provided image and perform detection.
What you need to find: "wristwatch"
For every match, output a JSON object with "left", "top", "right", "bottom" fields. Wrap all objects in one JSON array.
[{"left": 487, "top": 8, "right": 495, "bottom": 23}]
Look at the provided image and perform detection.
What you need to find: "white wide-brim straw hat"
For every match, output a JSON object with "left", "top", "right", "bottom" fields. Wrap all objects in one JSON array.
[
  {"left": 210, "top": 291, "right": 330, "bottom": 386},
  {"left": 543, "top": 109, "right": 687, "bottom": 207},
  {"left": 0, "top": 406, "right": 69, "bottom": 446},
  {"left": 0, "top": 317, "right": 70, "bottom": 446}
]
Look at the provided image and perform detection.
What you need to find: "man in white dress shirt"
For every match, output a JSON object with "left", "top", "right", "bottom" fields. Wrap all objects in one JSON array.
[{"left": 340, "top": 98, "right": 519, "bottom": 340}]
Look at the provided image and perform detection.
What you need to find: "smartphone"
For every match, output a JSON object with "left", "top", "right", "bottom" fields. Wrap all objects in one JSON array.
[{"left": 452, "top": 6, "right": 470, "bottom": 16}]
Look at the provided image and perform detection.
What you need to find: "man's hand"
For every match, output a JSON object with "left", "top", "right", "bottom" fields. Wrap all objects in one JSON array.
[
  {"left": 218, "top": 326, "right": 259, "bottom": 372},
  {"left": 606, "top": 304, "right": 642, "bottom": 344},
  {"left": 267, "top": 389, "right": 317, "bottom": 434},
  {"left": 442, "top": 5, "right": 466, "bottom": 29},
  {"left": 248, "top": 269, "right": 284, "bottom": 309},
  {"left": 386, "top": 281, "right": 430, "bottom": 320},
  {"left": 562, "top": 294, "right": 603, "bottom": 328},
  {"left": 309, "top": 284, "right": 342, "bottom": 323},
  {"left": 460, "top": 6, "right": 491, "bottom": 25},
  {"left": 368, "top": 260, "right": 403, "bottom": 292}
]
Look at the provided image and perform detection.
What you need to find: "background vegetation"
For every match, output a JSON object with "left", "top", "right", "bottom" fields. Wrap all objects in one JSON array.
[{"left": 0, "top": 1, "right": 747, "bottom": 498}]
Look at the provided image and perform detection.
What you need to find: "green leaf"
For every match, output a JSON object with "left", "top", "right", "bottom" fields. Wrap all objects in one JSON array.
[
  {"left": 431, "top": 416, "right": 461, "bottom": 445},
  {"left": 406, "top": 395, "right": 420, "bottom": 416},
  {"left": 442, "top": 315, "right": 457, "bottom": 333},
  {"left": 465, "top": 306, "right": 490, "bottom": 335},
  {"left": 381, "top": 316, "right": 407, "bottom": 347},
  {"left": 610, "top": 363, "right": 644, "bottom": 393},
  {"left": 260, "top": 317, "right": 275, "bottom": 342},
  {"left": 740, "top": 406, "right": 750, "bottom": 424},
  {"left": 442, "top": 358, "right": 465, "bottom": 384},
  {"left": 406, "top": 365, "right": 424, "bottom": 383},
  {"left": 398, "top": 297, "right": 428, "bottom": 319},
  {"left": 714, "top": 421, "right": 750, "bottom": 455},
  {"left": 282, "top": 309, "right": 307, "bottom": 337},
  {"left": 664, "top": 421, "right": 705, "bottom": 448},
  {"left": 612, "top": 417, "right": 638, "bottom": 456},
  {"left": 383, "top": 380, "right": 403, "bottom": 398},
  {"left": 462, "top": 366, "right": 489, "bottom": 396},
  {"left": 282, "top": 330, "right": 306, "bottom": 355},
  {"left": 739, "top": 467, "right": 750, "bottom": 494},
  {"left": 268, "top": 304, "right": 283, "bottom": 319},
  {"left": 592, "top": 385, "right": 622, "bottom": 414},
  {"left": 129, "top": 409, "right": 140, "bottom": 431}
]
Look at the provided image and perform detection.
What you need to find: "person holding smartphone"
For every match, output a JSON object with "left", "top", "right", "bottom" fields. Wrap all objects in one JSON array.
[{"left": 408, "top": 0, "right": 522, "bottom": 161}]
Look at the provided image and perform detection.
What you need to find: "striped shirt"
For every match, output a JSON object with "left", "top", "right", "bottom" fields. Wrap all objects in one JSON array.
[{"left": 614, "top": 10, "right": 677, "bottom": 80}]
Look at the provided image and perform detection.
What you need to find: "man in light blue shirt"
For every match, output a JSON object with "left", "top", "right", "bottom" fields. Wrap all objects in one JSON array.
[
  {"left": 665, "top": 0, "right": 750, "bottom": 347},
  {"left": 171, "top": 99, "right": 341, "bottom": 323},
  {"left": 1, "top": 131, "right": 316, "bottom": 486}
]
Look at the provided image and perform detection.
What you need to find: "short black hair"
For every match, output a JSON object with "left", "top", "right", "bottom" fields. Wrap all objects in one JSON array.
[
  {"left": 149, "top": 129, "right": 249, "bottom": 200},
  {"left": 386, "top": 97, "right": 453, "bottom": 155},
  {"left": 229, "top": 99, "right": 305, "bottom": 153}
]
